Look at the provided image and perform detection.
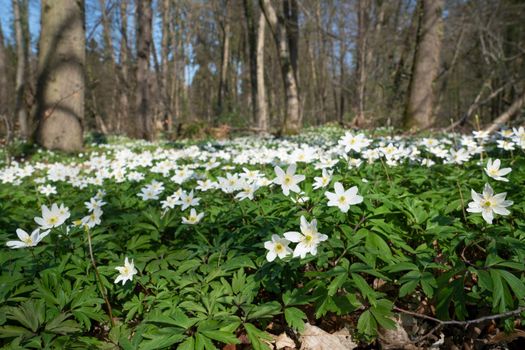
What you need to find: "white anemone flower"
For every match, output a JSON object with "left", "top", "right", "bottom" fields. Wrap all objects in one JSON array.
[
  {"left": 114, "top": 257, "right": 138, "bottom": 285},
  {"left": 264, "top": 234, "right": 292, "bottom": 262},
  {"left": 273, "top": 164, "right": 305, "bottom": 196},
  {"left": 325, "top": 182, "right": 363, "bottom": 213},
  {"left": 34, "top": 203, "right": 70, "bottom": 229},
  {"left": 284, "top": 216, "right": 328, "bottom": 259},
  {"left": 181, "top": 208, "right": 205, "bottom": 224},
  {"left": 313, "top": 169, "right": 332, "bottom": 190},
  {"left": 484, "top": 159, "right": 511, "bottom": 182},
  {"left": 177, "top": 190, "right": 200, "bottom": 210},
  {"left": 6, "top": 228, "right": 50, "bottom": 249},
  {"left": 467, "top": 183, "right": 512, "bottom": 224}
]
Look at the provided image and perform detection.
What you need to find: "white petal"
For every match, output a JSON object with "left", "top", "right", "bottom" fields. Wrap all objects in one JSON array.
[
  {"left": 293, "top": 243, "right": 309, "bottom": 258},
  {"left": 284, "top": 231, "right": 303, "bottom": 242},
  {"left": 287, "top": 164, "right": 297, "bottom": 175},
  {"left": 274, "top": 166, "right": 285, "bottom": 178},
  {"left": 299, "top": 216, "right": 308, "bottom": 231},
  {"left": 6, "top": 241, "right": 27, "bottom": 249},
  {"left": 334, "top": 182, "right": 344, "bottom": 194},
  {"left": 481, "top": 210, "right": 493, "bottom": 224},
  {"left": 492, "top": 207, "right": 510, "bottom": 215},
  {"left": 266, "top": 251, "right": 277, "bottom": 262},
  {"left": 348, "top": 194, "right": 363, "bottom": 205},
  {"left": 470, "top": 190, "right": 482, "bottom": 202},
  {"left": 483, "top": 183, "right": 494, "bottom": 197},
  {"left": 288, "top": 184, "right": 301, "bottom": 193},
  {"left": 16, "top": 229, "right": 29, "bottom": 241}
]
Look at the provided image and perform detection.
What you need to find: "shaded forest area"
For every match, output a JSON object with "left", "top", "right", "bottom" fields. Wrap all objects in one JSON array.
[{"left": 0, "top": 0, "right": 524, "bottom": 151}]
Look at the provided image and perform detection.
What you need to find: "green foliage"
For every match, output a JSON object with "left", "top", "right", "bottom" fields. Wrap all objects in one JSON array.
[{"left": 1, "top": 128, "right": 525, "bottom": 348}]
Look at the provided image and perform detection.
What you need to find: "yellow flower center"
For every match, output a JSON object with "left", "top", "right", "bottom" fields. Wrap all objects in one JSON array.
[
  {"left": 275, "top": 243, "right": 283, "bottom": 252},
  {"left": 338, "top": 196, "right": 346, "bottom": 204},
  {"left": 482, "top": 200, "right": 492, "bottom": 208},
  {"left": 305, "top": 235, "right": 313, "bottom": 243},
  {"left": 284, "top": 176, "right": 292, "bottom": 185},
  {"left": 23, "top": 237, "right": 33, "bottom": 245},
  {"left": 48, "top": 216, "right": 58, "bottom": 225}
]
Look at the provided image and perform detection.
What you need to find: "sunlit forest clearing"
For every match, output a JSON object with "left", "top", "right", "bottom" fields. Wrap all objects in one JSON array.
[{"left": 0, "top": 1, "right": 524, "bottom": 349}]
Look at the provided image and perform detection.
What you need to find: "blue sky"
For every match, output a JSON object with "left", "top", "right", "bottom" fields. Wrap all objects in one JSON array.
[{"left": 0, "top": 0, "right": 197, "bottom": 83}]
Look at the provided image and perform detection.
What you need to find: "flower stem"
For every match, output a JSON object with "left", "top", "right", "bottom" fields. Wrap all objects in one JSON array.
[{"left": 85, "top": 227, "right": 114, "bottom": 326}]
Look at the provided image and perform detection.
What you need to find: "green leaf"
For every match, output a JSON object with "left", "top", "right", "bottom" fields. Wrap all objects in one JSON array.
[
  {"left": 351, "top": 273, "right": 376, "bottom": 301},
  {"left": 0, "top": 325, "right": 34, "bottom": 338},
  {"left": 7, "top": 301, "right": 40, "bottom": 332},
  {"left": 245, "top": 301, "right": 281, "bottom": 320},
  {"left": 420, "top": 272, "right": 437, "bottom": 298},
  {"left": 385, "top": 262, "right": 418, "bottom": 273},
  {"left": 498, "top": 270, "right": 525, "bottom": 300},
  {"left": 244, "top": 323, "right": 272, "bottom": 350},
  {"left": 365, "top": 232, "right": 392, "bottom": 261},
  {"left": 178, "top": 337, "right": 195, "bottom": 350},
  {"left": 357, "top": 310, "right": 376, "bottom": 336},
  {"left": 201, "top": 330, "right": 239, "bottom": 345},
  {"left": 140, "top": 331, "right": 186, "bottom": 350},
  {"left": 327, "top": 272, "right": 347, "bottom": 296},
  {"left": 284, "top": 307, "right": 306, "bottom": 331},
  {"left": 45, "top": 313, "right": 80, "bottom": 335},
  {"left": 146, "top": 309, "right": 196, "bottom": 330},
  {"left": 195, "top": 333, "right": 217, "bottom": 350}
]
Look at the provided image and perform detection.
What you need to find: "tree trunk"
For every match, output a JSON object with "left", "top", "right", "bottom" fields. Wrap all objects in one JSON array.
[
  {"left": 404, "top": 0, "right": 444, "bottom": 130},
  {"left": 35, "top": 0, "right": 84, "bottom": 152},
  {"left": 0, "top": 20, "right": 12, "bottom": 143},
  {"left": 13, "top": 0, "right": 29, "bottom": 138},
  {"left": 169, "top": 8, "right": 180, "bottom": 129},
  {"left": 161, "top": 0, "right": 172, "bottom": 131},
  {"left": 243, "top": 0, "right": 258, "bottom": 124},
  {"left": 260, "top": 0, "right": 301, "bottom": 134},
  {"left": 136, "top": 0, "right": 154, "bottom": 140},
  {"left": 217, "top": 0, "right": 231, "bottom": 122},
  {"left": 99, "top": 0, "right": 118, "bottom": 133},
  {"left": 119, "top": 0, "right": 130, "bottom": 135},
  {"left": 353, "top": 0, "right": 368, "bottom": 127},
  {"left": 256, "top": 10, "right": 269, "bottom": 133}
]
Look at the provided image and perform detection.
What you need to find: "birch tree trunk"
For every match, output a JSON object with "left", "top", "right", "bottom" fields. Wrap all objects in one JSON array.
[
  {"left": 35, "top": 0, "right": 84, "bottom": 152},
  {"left": 404, "top": 0, "right": 444, "bottom": 130},
  {"left": 256, "top": 10, "right": 269, "bottom": 133},
  {"left": 13, "top": 0, "right": 29, "bottom": 138}
]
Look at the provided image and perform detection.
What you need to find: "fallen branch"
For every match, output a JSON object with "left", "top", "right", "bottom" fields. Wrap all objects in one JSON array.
[
  {"left": 394, "top": 305, "right": 525, "bottom": 327},
  {"left": 484, "top": 90, "right": 525, "bottom": 133}
]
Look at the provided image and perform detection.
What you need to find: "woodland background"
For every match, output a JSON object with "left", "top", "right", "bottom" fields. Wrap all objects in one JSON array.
[{"left": 0, "top": 0, "right": 524, "bottom": 150}]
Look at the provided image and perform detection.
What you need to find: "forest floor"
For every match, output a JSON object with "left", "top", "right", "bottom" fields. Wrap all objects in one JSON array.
[{"left": 1, "top": 126, "right": 525, "bottom": 349}]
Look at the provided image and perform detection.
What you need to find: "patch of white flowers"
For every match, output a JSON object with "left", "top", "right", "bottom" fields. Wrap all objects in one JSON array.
[{"left": 2, "top": 127, "right": 519, "bottom": 277}]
